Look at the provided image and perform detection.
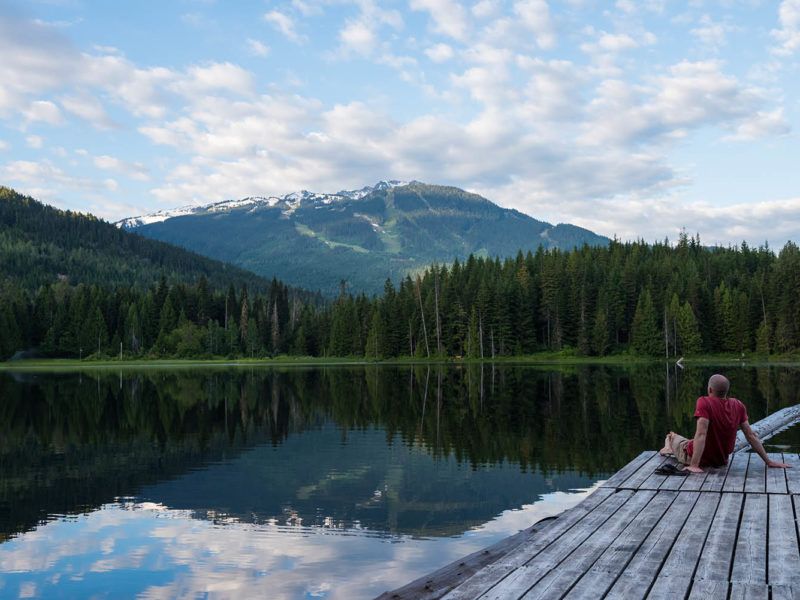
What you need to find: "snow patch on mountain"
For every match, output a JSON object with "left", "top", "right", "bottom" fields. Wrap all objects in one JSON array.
[{"left": 116, "top": 181, "right": 415, "bottom": 229}]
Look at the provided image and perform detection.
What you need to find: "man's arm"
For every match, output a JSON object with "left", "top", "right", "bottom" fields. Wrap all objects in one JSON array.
[
  {"left": 740, "top": 421, "right": 791, "bottom": 468},
  {"left": 684, "top": 417, "right": 709, "bottom": 473}
]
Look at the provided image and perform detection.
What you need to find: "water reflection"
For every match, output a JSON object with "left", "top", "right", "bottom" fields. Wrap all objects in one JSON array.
[
  {"left": 1, "top": 363, "right": 799, "bottom": 598},
  {"left": 0, "top": 486, "right": 598, "bottom": 600}
]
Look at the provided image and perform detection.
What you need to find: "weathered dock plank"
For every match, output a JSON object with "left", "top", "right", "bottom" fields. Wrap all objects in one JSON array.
[
  {"left": 767, "top": 453, "right": 789, "bottom": 494},
  {"left": 679, "top": 465, "right": 710, "bottom": 491},
  {"left": 744, "top": 456, "right": 766, "bottom": 493},
  {"left": 659, "top": 464, "right": 691, "bottom": 491},
  {"left": 728, "top": 583, "right": 769, "bottom": 600},
  {"left": 687, "top": 580, "right": 728, "bottom": 599},
  {"left": 562, "top": 491, "right": 677, "bottom": 600},
  {"left": 768, "top": 493, "right": 800, "bottom": 586},
  {"left": 722, "top": 453, "right": 748, "bottom": 493},
  {"left": 730, "top": 493, "right": 768, "bottom": 585},
  {"left": 376, "top": 518, "right": 561, "bottom": 600},
  {"left": 603, "top": 491, "right": 700, "bottom": 600},
  {"left": 438, "top": 489, "right": 619, "bottom": 600},
  {"left": 784, "top": 454, "right": 800, "bottom": 493},
  {"left": 471, "top": 490, "right": 637, "bottom": 599},
  {"left": 771, "top": 583, "right": 800, "bottom": 600},
  {"left": 701, "top": 461, "right": 733, "bottom": 492},
  {"left": 621, "top": 453, "right": 666, "bottom": 490},
  {"left": 601, "top": 451, "right": 654, "bottom": 489},
  {"left": 693, "top": 492, "right": 743, "bottom": 583},
  {"left": 644, "top": 492, "right": 721, "bottom": 599},
  {"left": 513, "top": 491, "right": 658, "bottom": 600},
  {"left": 380, "top": 445, "right": 800, "bottom": 600}
]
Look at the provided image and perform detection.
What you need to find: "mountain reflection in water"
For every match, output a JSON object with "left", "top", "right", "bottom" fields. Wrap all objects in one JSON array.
[{"left": 1, "top": 363, "right": 799, "bottom": 598}]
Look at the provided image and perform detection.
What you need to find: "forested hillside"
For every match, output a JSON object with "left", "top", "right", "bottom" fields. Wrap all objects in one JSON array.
[
  {"left": 0, "top": 187, "right": 325, "bottom": 360},
  {"left": 127, "top": 182, "right": 609, "bottom": 295},
  {"left": 0, "top": 187, "right": 282, "bottom": 294},
  {"left": 2, "top": 224, "right": 799, "bottom": 361}
]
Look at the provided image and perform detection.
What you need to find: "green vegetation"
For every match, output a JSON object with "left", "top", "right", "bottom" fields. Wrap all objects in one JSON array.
[
  {"left": 2, "top": 187, "right": 799, "bottom": 362},
  {"left": 0, "top": 186, "right": 322, "bottom": 297},
  {"left": 133, "top": 182, "right": 608, "bottom": 295}
]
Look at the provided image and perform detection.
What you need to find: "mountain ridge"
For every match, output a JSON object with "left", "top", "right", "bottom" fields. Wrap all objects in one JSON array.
[
  {"left": 116, "top": 180, "right": 418, "bottom": 229},
  {"left": 119, "top": 182, "right": 609, "bottom": 295},
  {"left": 0, "top": 186, "right": 309, "bottom": 297}
]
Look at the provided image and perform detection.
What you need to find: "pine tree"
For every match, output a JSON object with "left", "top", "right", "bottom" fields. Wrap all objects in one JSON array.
[
  {"left": 246, "top": 316, "right": 259, "bottom": 357},
  {"left": 755, "top": 320, "right": 770, "bottom": 355},
  {"left": 631, "top": 289, "right": 660, "bottom": 355},
  {"left": 677, "top": 301, "right": 702, "bottom": 355},
  {"left": 591, "top": 306, "right": 610, "bottom": 356}
]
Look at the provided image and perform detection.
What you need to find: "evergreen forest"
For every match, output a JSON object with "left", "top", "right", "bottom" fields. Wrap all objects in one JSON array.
[{"left": 1, "top": 187, "right": 800, "bottom": 361}]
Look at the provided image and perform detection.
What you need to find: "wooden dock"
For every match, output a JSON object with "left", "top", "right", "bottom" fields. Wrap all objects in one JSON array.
[{"left": 379, "top": 451, "right": 800, "bottom": 599}]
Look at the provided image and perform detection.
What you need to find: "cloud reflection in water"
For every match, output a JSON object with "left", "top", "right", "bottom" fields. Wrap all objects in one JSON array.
[{"left": 0, "top": 484, "right": 600, "bottom": 600}]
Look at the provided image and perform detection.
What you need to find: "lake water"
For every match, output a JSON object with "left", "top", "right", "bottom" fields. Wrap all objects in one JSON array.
[{"left": 1, "top": 363, "right": 799, "bottom": 599}]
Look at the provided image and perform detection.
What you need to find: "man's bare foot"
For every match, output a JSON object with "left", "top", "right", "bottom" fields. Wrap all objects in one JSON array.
[{"left": 659, "top": 432, "right": 673, "bottom": 456}]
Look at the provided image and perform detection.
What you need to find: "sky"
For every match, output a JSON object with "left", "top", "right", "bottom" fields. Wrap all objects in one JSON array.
[{"left": 1, "top": 0, "right": 799, "bottom": 248}]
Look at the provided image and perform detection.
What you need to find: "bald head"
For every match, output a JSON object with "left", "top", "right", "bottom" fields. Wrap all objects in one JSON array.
[{"left": 708, "top": 374, "right": 730, "bottom": 398}]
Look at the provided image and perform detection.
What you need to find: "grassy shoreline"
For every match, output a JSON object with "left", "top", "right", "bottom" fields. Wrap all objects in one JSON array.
[{"left": 3, "top": 352, "right": 800, "bottom": 370}]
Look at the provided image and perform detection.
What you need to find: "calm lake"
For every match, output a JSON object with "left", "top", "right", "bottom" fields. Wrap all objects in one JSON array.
[{"left": 1, "top": 363, "right": 799, "bottom": 599}]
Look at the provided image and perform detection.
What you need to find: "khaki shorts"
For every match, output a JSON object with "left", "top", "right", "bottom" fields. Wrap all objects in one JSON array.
[{"left": 670, "top": 434, "right": 691, "bottom": 465}]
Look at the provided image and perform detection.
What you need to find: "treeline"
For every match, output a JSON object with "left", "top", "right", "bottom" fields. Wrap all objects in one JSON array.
[
  {"left": 2, "top": 231, "right": 800, "bottom": 360},
  {"left": 331, "top": 233, "right": 800, "bottom": 359},
  {"left": 0, "top": 275, "right": 308, "bottom": 360},
  {"left": 0, "top": 186, "right": 293, "bottom": 294}
]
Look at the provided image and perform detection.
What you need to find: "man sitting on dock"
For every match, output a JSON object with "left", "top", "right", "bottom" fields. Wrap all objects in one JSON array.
[{"left": 660, "top": 374, "right": 791, "bottom": 473}]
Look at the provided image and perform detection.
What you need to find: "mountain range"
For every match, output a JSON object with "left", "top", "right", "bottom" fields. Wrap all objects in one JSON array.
[{"left": 118, "top": 182, "right": 610, "bottom": 295}]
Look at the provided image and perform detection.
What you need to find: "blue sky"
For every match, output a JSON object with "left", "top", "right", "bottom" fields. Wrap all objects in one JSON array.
[{"left": 1, "top": 0, "right": 799, "bottom": 247}]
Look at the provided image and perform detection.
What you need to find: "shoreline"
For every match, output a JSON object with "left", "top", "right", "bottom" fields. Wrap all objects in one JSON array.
[{"left": 3, "top": 354, "right": 800, "bottom": 370}]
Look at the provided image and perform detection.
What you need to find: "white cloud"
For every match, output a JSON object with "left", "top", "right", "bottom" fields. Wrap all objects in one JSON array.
[
  {"left": 616, "top": 0, "right": 636, "bottom": 13},
  {"left": 472, "top": 0, "right": 500, "bottom": 19},
  {"left": 93, "top": 155, "right": 151, "bottom": 181},
  {"left": 517, "top": 58, "right": 585, "bottom": 122},
  {"left": 264, "top": 10, "right": 305, "bottom": 43},
  {"left": 772, "top": 0, "right": 800, "bottom": 55},
  {"left": 292, "top": 0, "right": 324, "bottom": 17},
  {"left": 513, "top": 0, "right": 556, "bottom": 49},
  {"left": 691, "top": 15, "right": 737, "bottom": 49},
  {"left": 171, "top": 62, "right": 255, "bottom": 96},
  {"left": 0, "top": 16, "right": 82, "bottom": 108},
  {"left": 410, "top": 0, "right": 469, "bottom": 40},
  {"left": 1, "top": 1, "right": 797, "bottom": 248},
  {"left": 0, "top": 140, "right": 9, "bottom": 151},
  {"left": 26, "top": 135, "right": 43, "bottom": 149},
  {"left": 597, "top": 32, "right": 639, "bottom": 52},
  {"left": 3, "top": 160, "right": 118, "bottom": 193},
  {"left": 58, "top": 92, "right": 118, "bottom": 129},
  {"left": 580, "top": 61, "right": 770, "bottom": 147},
  {"left": 22, "top": 100, "right": 63, "bottom": 127},
  {"left": 570, "top": 194, "right": 800, "bottom": 247},
  {"left": 425, "top": 43, "right": 454, "bottom": 62},
  {"left": 246, "top": 39, "right": 270, "bottom": 57},
  {"left": 338, "top": 19, "right": 377, "bottom": 56},
  {"left": 724, "top": 108, "right": 791, "bottom": 141},
  {"left": 80, "top": 54, "right": 175, "bottom": 119}
]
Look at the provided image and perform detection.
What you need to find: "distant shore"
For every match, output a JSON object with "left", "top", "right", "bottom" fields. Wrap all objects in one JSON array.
[{"left": 3, "top": 353, "right": 800, "bottom": 370}]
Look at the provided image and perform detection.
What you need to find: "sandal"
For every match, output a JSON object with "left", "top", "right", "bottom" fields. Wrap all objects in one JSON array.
[{"left": 654, "top": 463, "right": 689, "bottom": 476}]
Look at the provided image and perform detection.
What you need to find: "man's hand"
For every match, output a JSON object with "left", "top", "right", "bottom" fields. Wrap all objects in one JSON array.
[
  {"left": 767, "top": 460, "right": 792, "bottom": 469},
  {"left": 683, "top": 465, "right": 704, "bottom": 474}
]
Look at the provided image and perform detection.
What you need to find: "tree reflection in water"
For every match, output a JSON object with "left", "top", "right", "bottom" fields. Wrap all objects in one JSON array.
[{"left": 1, "top": 363, "right": 799, "bottom": 543}]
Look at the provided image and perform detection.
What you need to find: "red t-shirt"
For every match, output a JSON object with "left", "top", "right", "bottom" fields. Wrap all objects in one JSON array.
[{"left": 686, "top": 395, "right": 748, "bottom": 467}]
